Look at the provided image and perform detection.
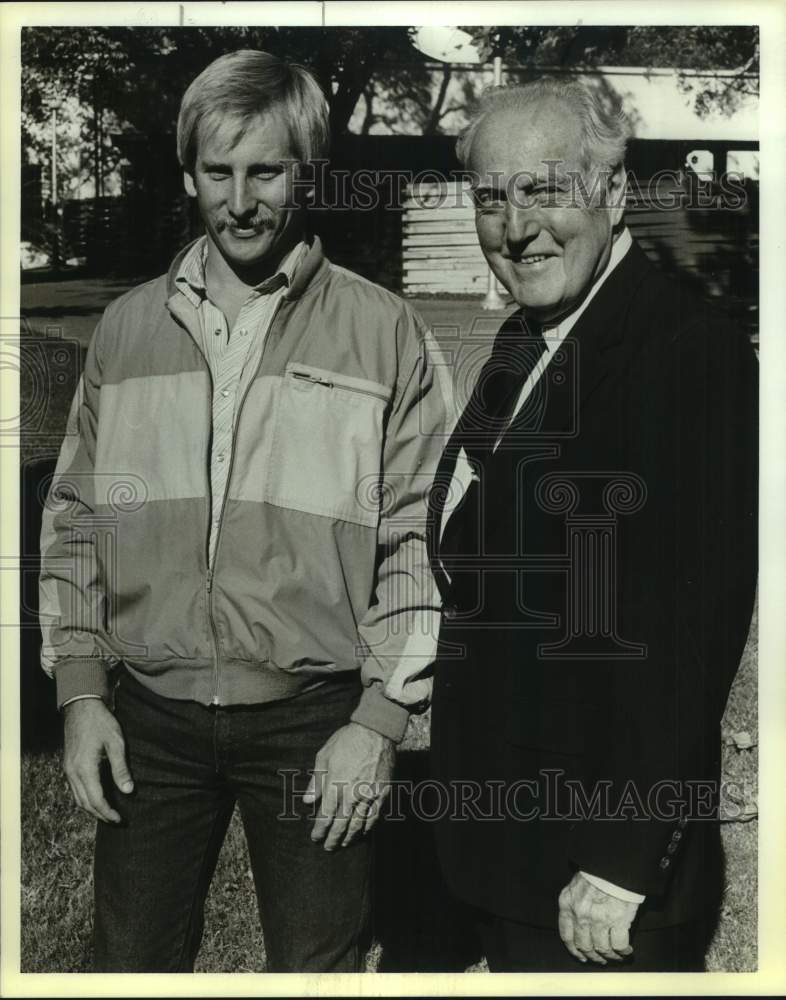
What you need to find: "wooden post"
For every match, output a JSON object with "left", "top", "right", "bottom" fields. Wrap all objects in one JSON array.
[
  {"left": 481, "top": 56, "right": 506, "bottom": 310},
  {"left": 50, "top": 105, "right": 61, "bottom": 269}
]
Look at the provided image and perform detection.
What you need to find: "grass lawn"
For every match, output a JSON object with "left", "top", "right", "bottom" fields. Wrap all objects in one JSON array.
[
  {"left": 19, "top": 630, "right": 759, "bottom": 973},
  {"left": 19, "top": 276, "right": 758, "bottom": 973}
]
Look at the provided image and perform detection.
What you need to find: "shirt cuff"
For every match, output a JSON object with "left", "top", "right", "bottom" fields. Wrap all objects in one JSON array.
[
  {"left": 350, "top": 683, "right": 411, "bottom": 743},
  {"left": 579, "top": 871, "right": 646, "bottom": 904},
  {"left": 53, "top": 658, "right": 110, "bottom": 709}
]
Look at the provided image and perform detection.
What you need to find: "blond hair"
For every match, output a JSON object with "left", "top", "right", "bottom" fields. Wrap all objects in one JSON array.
[{"left": 177, "top": 49, "right": 329, "bottom": 172}]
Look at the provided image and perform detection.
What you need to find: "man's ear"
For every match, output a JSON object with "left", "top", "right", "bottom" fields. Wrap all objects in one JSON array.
[
  {"left": 606, "top": 162, "right": 627, "bottom": 227},
  {"left": 183, "top": 171, "right": 197, "bottom": 198}
]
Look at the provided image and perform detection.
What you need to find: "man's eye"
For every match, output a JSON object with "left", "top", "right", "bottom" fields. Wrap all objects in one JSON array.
[
  {"left": 473, "top": 189, "right": 505, "bottom": 209},
  {"left": 252, "top": 169, "right": 283, "bottom": 181},
  {"left": 535, "top": 186, "right": 568, "bottom": 205},
  {"left": 208, "top": 172, "right": 229, "bottom": 182}
]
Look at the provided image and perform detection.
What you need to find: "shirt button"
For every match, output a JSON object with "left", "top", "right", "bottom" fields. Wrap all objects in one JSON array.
[
  {"left": 214, "top": 328, "right": 222, "bottom": 337},
  {"left": 217, "top": 454, "right": 225, "bottom": 463},
  {"left": 221, "top": 389, "right": 230, "bottom": 398},
  {"left": 239, "top": 327, "right": 248, "bottom": 336}
]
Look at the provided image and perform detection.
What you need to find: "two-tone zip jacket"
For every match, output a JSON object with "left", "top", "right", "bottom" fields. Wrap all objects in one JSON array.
[{"left": 39, "top": 237, "right": 454, "bottom": 742}]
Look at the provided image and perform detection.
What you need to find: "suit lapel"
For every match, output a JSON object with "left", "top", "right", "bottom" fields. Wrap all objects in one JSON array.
[
  {"left": 502, "top": 241, "right": 655, "bottom": 439},
  {"left": 428, "top": 242, "right": 655, "bottom": 592},
  {"left": 569, "top": 241, "right": 653, "bottom": 413},
  {"left": 426, "top": 427, "right": 463, "bottom": 602}
]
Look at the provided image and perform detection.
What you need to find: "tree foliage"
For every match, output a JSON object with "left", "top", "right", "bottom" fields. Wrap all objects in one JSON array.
[
  {"left": 22, "top": 24, "right": 759, "bottom": 196},
  {"left": 22, "top": 26, "right": 421, "bottom": 143},
  {"left": 22, "top": 26, "right": 431, "bottom": 193},
  {"left": 465, "top": 25, "right": 759, "bottom": 117}
]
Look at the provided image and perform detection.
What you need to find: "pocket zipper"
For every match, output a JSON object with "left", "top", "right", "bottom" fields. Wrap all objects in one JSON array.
[
  {"left": 291, "top": 370, "right": 335, "bottom": 388},
  {"left": 289, "top": 369, "right": 389, "bottom": 402}
]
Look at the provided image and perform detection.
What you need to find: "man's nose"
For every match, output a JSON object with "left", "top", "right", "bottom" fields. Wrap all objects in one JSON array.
[
  {"left": 504, "top": 205, "right": 541, "bottom": 250},
  {"left": 229, "top": 178, "right": 256, "bottom": 219}
]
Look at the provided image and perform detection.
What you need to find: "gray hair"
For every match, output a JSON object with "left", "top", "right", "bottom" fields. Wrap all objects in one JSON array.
[
  {"left": 177, "top": 49, "right": 329, "bottom": 173},
  {"left": 456, "top": 78, "right": 631, "bottom": 174}
]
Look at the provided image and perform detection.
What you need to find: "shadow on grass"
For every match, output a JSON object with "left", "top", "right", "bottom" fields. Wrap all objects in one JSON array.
[
  {"left": 372, "top": 749, "right": 483, "bottom": 972},
  {"left": 21, "top": 457, "right": 63, "bottom": 754}
]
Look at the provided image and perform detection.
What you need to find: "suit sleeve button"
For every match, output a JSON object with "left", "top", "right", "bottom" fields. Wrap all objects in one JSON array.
[
  {"left": 666, "top": 841, "right": 678, "bottom": 854},
  {"left": 443, "top": 605, "right": 459, "bottom": 620},
  {"left": 672, "top": 830, "right": 683, "bottom": 842},
  {"left": 659, "top": 857, "right": 671, "bottom": 869}
]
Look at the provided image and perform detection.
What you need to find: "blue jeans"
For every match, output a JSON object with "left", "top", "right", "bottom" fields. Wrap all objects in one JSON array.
[{"left": 93, "top": 667, "right": 372, "bottom": 972}]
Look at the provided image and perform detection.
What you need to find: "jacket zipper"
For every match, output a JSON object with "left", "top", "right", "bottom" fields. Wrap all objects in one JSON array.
[
  {"left": 207, "top": 300, "right": 288, "bottom": 704},
  {"left": 173, "top": 303, "right": 221, "bottom": 705},
  {"left": 289, "top": 368, "right": 390, "bottom": 402},
  {"left": 188, "top": 329, "right": 222, "bottom": 706},
  {"left": 202, "top": 365, "right": 221, "bottom": 706}
]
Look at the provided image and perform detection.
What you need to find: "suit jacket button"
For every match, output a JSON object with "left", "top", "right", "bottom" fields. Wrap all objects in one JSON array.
[{"left": 659, "top": 857, "right": 671, "bottom": 870}]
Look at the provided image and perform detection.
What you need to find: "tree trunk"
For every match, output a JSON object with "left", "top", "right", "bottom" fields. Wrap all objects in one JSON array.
[{"left": 423, "top": 64, "right": 452, "bottom": 135}]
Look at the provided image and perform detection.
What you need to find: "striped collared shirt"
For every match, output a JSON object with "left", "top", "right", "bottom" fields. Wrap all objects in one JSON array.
[{"left": 175, "top": 236, "right": 306, "bottom": 566}]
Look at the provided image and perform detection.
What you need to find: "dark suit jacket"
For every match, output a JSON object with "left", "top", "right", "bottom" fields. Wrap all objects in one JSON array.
[{"left": 427, "top": 241, "right": 758, "bottom": 930}]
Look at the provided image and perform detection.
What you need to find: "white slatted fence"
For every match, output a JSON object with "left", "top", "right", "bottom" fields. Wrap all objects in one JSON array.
[{"left": 402, "top": 181, "right": 490, "bottom": 295}]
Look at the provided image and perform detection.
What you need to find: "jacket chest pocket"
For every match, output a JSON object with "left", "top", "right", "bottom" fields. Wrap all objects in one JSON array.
[{"left": 265, "top": 363, "right": 392, "bottom": 526}]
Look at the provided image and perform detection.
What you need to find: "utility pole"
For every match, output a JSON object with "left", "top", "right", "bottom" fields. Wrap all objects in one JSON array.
[
  {"left": 481, "top": 56, "right": 506, "bottom": 311},
  {"left": 49, "top": 98, "right": 62, "bottom": 269}
]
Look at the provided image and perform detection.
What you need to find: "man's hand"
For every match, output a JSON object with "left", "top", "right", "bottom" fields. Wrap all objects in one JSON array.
[
  {"left": 558, "top": 872, "right": 640, "bottom": 964},
  {"left": 63, "top": 698, "right": 134, "bottom": 824},
  {"left": 303, "top": 722, "right": 395, "bottom": 851}
]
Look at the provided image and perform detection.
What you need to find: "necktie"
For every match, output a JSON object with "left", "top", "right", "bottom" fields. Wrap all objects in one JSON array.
[
  {"left": 460, "top": 313, "right": 547, "bottom": 461},
  {"left": 429, "top": 313, "right": 549, "bottom": 607}
]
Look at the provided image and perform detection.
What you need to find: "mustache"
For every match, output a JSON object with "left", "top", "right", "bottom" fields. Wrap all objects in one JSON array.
[{"left": 217, "top": 216, "right": 275, "bottom": 233}]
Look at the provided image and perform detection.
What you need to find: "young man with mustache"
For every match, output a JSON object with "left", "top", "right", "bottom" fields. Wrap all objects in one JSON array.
[
  {"left": 427, "top": 79, "right": 757, "bottom": 972},
  {"left": 39, "top": 50, "right": 450, "bottom": 972}
]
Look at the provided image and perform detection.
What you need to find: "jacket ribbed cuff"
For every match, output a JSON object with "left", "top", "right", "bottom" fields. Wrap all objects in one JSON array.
[
  {"left": 350, "top": 683, "right": 411, "bottom": 743},
  {"left": 54, "top": 659, "right": 111, "bottom": 709}
]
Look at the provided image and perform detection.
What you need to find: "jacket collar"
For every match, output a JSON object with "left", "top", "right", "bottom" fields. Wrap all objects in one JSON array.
[
  {"left": 564, "top": 240, "right": 654, "bottom": 415},
  {"left": 567, "top": 238, "right": 653, "bottom": 354},
  {"left": 164, "top": 234, "right": 328, "bottom": 304}
]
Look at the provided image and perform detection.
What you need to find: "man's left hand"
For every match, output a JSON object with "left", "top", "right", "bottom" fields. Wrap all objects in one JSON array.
[
  {"left": 303, "top": 722, "right": 396, "bottom": 851},
  {"left": 558, "top": 872, "right": 640, "bottom": 964}
]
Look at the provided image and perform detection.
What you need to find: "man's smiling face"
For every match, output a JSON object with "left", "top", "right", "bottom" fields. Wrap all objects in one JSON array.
[
  {"left": 468, "top": 101, "right": 625, "bottom": 323},
  {"left": 184, "top": 109, "right": 301, "bottom": 276}
]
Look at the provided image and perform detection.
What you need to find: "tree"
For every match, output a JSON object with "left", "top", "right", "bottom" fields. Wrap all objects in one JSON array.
[
  {"left": 22, "top": 28, "right": 134, "bottom": 198},
  {"left": 22, "top": 26, "right": 422, "bottom": 153},
  {"left": 464, "top": 25, "right": 759, "bottom": 118}
]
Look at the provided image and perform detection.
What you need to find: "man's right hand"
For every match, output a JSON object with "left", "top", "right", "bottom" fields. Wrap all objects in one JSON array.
[{"left": 63, "top": 698, "right": 134, "bottom": 824}]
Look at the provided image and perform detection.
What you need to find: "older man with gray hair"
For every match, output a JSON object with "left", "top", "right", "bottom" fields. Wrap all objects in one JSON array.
[{"left": 428, "top": 79, "right": 757, "bottom": 972}]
